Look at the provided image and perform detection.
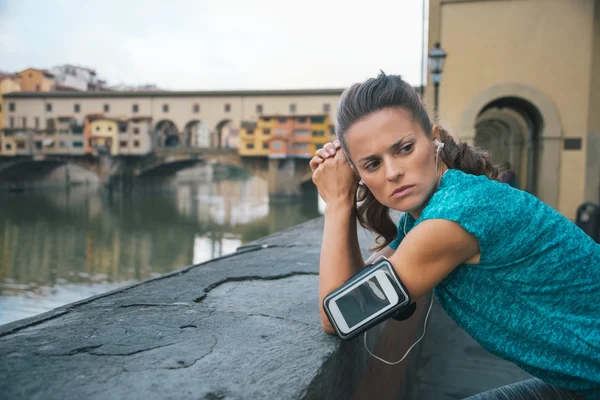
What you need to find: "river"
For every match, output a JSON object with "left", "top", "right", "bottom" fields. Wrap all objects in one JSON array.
[{"left": 0, "top": 174, "right": 324, "bottom": 326}]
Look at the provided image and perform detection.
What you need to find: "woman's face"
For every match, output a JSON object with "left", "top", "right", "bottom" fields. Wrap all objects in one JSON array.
[{"left": 344, "top": 107, "right": 441, "bottom": 216}]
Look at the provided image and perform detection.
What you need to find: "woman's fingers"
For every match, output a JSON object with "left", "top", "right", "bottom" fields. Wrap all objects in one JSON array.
[
  {"left": 309, "top": 141, "right": 342, "bottom": 172},
  {"left": 309, "top": 155, "right": 325, "bottom": 172}
]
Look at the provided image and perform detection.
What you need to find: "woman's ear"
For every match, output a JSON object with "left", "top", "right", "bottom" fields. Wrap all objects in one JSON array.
[{"left": 431, "top": 124, "right": 442, "bottom": 142}]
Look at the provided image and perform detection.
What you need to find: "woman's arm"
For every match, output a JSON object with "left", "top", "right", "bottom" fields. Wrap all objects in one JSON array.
[
  {"left": 386, "top": 218, "right": 480, "bottom": 300},
  {"left": 318, "top": 203, "right": 365, "bottom": 333}
]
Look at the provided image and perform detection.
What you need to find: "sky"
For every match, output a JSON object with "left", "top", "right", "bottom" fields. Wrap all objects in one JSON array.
[{"left": 0, "top": 0, "right": 428, "bottom": 91}]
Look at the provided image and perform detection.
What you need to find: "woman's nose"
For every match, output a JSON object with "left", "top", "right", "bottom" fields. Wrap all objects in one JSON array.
[{"left": 384, "top": 158, "right": 404, "bottom": 181}]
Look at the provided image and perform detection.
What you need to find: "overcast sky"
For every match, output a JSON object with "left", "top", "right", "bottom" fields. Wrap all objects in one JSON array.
[{"left": 0, "top": 0, "right": 428, "bottom": 90}]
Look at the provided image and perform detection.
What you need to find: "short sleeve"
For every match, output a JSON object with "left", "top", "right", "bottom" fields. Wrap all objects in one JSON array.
[{"left": 389, "top": 213, "right": 413, "bottom": 250}]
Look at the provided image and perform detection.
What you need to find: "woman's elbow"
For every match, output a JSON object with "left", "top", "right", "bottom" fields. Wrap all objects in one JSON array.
[{"left": 321, "top": 319, "right": 336, "bottom": 335}]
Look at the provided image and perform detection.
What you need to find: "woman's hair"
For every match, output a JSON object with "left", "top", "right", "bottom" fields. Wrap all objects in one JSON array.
[{"left": 336, "top": 72, "right": 499, "bottom": 250}]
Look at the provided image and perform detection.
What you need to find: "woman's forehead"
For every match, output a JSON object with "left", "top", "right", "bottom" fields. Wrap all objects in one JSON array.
[{"left": 345, "top": 109, "right": 422, "bottom": 153}]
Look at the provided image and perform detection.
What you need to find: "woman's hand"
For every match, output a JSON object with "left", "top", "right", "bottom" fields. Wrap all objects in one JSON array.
[
  {"left": 311, "top": 146, "right": 358, "bottom": 207},
  {"left": 309, "top": 141, "right": 341, "bottom": 172}
]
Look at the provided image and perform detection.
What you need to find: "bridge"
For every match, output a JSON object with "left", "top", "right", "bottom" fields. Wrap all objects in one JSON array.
[{"left": 0, "top": 148, "right": 314, "bottom": 199}]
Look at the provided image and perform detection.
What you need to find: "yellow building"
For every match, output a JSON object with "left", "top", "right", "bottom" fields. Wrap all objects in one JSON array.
[
  {"left": 239, "top": 120, "right": 269, "bottom": 156},
  {"left": 18, "top": 68, "right": 55, "bottom": 92},
  {"left": 89, "top": 119, "right": 119, "bottom": 156},
  {"left": 307, "top": 115, "right": 333, "bottom": 155},
  {"left": 427, "top": 0, "right": 600, "bottom": 219}
]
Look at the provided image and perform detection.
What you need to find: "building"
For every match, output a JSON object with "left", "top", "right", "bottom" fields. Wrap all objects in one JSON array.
[
  {"left": 51, "top": 65, "right": 98, "bottom": 92},
  {"left": 0, "top": 73, "right": 21, "bottom": 154},
  {"left": 2, "top": 89, "right": 345, "bottom": 153},
  {"left": 119, "top": 117, "right": 153, "bottom": 155},
  {"left": 239, "top": 114, "right": 334, "bottom": 159},
  {"left": 18, "top": 68, "right": 55, "bottom": 92},
  {"left": 88, "top": 118, "right": 119, "bottom": 156},
  {"left": 426, "top": 0, "right": 600, "bottom": 219}
]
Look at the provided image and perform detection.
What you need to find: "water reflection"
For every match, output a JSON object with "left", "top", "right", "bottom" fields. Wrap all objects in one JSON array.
[{"left": 0, "top": 176, "right": 321, "bottom": 325}]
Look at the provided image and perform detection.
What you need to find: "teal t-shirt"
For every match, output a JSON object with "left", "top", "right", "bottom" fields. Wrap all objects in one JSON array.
[{"left": 389, "top": 169, "right": 600, "bottom": 395}]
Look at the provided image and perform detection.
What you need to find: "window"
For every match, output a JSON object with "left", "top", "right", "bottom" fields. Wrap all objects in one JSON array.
[
  {"left": 263, "top": 129, "right": 271, "bottom": 135},
  {"left": 310, "top": 116, "right": 325, "bottom": 124},
  {"left": 35, "top": 117, "right": 39, "bottom": 129},
  {"left": 17, "top": 142, "right": 26, "bottom": 149},
  {"left": 256, "top": 104, "right": 263, "bottom": 113},
  {"left": 297, "top": 117, "right": 306, "bottom": 123},
  {"left": 133, "top": 127, "right": 140, "bottom": 134},
  {"left": 36, "top": 84, "right": 41, "bottom": 92},
  {"left": 22, "top": 117, "right": 27, "bottom": 129},
  {"left": 73, "top": 141, "right": 83, "bottom": 148},
  {"left": 292, "top": 143, "right": 308, "bottom": 149},
  {"left": 323, "top": 103, "right": 331, "bottom": 113},
  {"left": 134, "top": 140, "right": 140, "bottom": 148},
  {"left": 246, "top": 143, "right": 254, "bottom": 149},
  {"left": 272, "top": 142, "right": 282, "bottom": 150},
  {"left": 224, "top": 103, "right": 231, "bottom": 113},
  {"left": 263, "top": 142, "right": 269, "bottom": 149},
  {"left": 59, "top": 141, "right": 67, "bottom": 148},
  {"left": 6, "top": 144, "right": 12, "bottom": 150},
  {"left": 108, "top": 126, "right": 113, "bottom": 132},
  {"left": 120, "top": 141, "right": 128, "bottom": 148},
  {"left": 289, "top": 104, "right": 296, "bottom": 113},
  {"left": 74, "top": 104, "right": 80, "bottom": 113},
  {"left": 95, "top": 126, "right": 100, "bottom": 132},
  {"left": 295, "top": 130, "right": 309, "bottom": 136},
  {"left": 46, "top": 119, "right": 55, "bottom": 131},
  {"left": 312, "top": 130, "right": 324, "bottom": 137},
  {"left": 193, "top": 104, "right": 200, "bottom": 113},
  {"left": 132, "top": 104, "right": 139, "bottom": 113},
  {"left": 278, "top": 118, "right": 286, "bottom": 123},
  {"left": 9, "top": 117, "right": 14, "bottom": 128},
  {"left": 9, "top": 102, "right": 15, "bottom": 112},
  {"left": 247, "top": 129, "right": 254, "bottom": 135},
  {"left": 274, "top": 128, "right": 287, "bottom": 135},
  {"left": 163, "top": 104, "right": 169, "bottom": 113},
  {"left": 104, "top": 104, "right": 110, "bottom": 112},
  {"left": 46, "top": 103, "right": 52, "bottom": 112}
]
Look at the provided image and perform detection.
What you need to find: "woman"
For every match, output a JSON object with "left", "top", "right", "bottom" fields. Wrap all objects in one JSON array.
[{"left": 310, "top": 72, "right": 600, "bottom": 399}]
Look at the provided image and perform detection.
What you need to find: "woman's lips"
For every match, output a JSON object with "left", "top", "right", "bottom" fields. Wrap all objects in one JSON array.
[{"left": 391, "top": 185, "right": 414, "bottom": 198}]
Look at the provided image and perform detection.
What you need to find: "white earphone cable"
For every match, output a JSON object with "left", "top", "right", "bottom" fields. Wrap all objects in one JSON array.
[{"left": 363, "top": 292, "right": 434, "bottom": 365}]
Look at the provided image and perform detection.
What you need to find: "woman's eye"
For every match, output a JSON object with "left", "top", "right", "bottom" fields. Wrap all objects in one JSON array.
[
  {"left": 365, "top": 161, "right": 380, "bottom": 170},
  {"left": 399, "top": 143, "right": 413, "bottom": 153}
]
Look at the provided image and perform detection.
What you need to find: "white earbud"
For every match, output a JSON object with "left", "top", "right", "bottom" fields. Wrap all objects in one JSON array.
[
  {"left": 433, "top": 139, "right": 444, "bottom": 169},
  {"left": 358, "top": 179, "right": 364, "bottom": 186}
]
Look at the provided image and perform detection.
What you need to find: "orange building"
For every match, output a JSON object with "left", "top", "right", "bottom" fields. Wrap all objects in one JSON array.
[{"left": 18, "top": 68, "right": 55, "bottom": 92}]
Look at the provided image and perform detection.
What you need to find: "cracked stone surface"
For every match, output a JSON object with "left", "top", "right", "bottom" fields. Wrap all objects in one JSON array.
[{"left": 0, "top": 218, "right": 375, "bottom": 400}]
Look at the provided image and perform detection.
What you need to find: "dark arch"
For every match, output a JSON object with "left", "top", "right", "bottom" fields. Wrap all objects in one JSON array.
[
  {"left": 214, "top": 119, "right": 232, "bottom": 149},
  {"left": 154, "top": 120, "right": 179, "bottom": 148},
  {"left": 475, "top": 97, "right": 543, "bottom": 194}
]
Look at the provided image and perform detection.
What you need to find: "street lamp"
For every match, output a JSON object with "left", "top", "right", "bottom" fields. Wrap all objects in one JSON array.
[{"left": 428, "top": 42, "right": 447, "bottom": 115}]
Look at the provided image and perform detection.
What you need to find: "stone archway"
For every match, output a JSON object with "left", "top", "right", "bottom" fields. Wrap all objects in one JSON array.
[
  {"left": 214, "top": 119, "right": 231, "bottom": 149},
  {"left": 183, "top": 120, "right": 211, "bottom": 148},
  {"left": 154, "top": 120, "right": 179, "bottom": 148},
  {"left": 458, "top": 83, "right": 562, "bottom": 208}
]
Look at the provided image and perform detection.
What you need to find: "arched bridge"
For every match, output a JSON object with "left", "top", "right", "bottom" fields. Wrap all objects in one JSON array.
[{"left": 0, "top": 149, "right": 314, "bottom": 198}]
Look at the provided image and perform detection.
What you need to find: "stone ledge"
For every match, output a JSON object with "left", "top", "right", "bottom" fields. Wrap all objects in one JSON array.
[{"left": 0, "top": 217, "right": 423, "bottom": 400}]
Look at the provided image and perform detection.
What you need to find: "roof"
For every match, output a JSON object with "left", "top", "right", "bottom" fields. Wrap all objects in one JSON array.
[
  {"left": 18, "top": 68, "right": 56, "bottom": 78},
  {"left": 54, "top": 83, "right": 84, "bottom": 92},
  {"left": 3, "top": 88, "right": 347, "bottom": 99}
]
